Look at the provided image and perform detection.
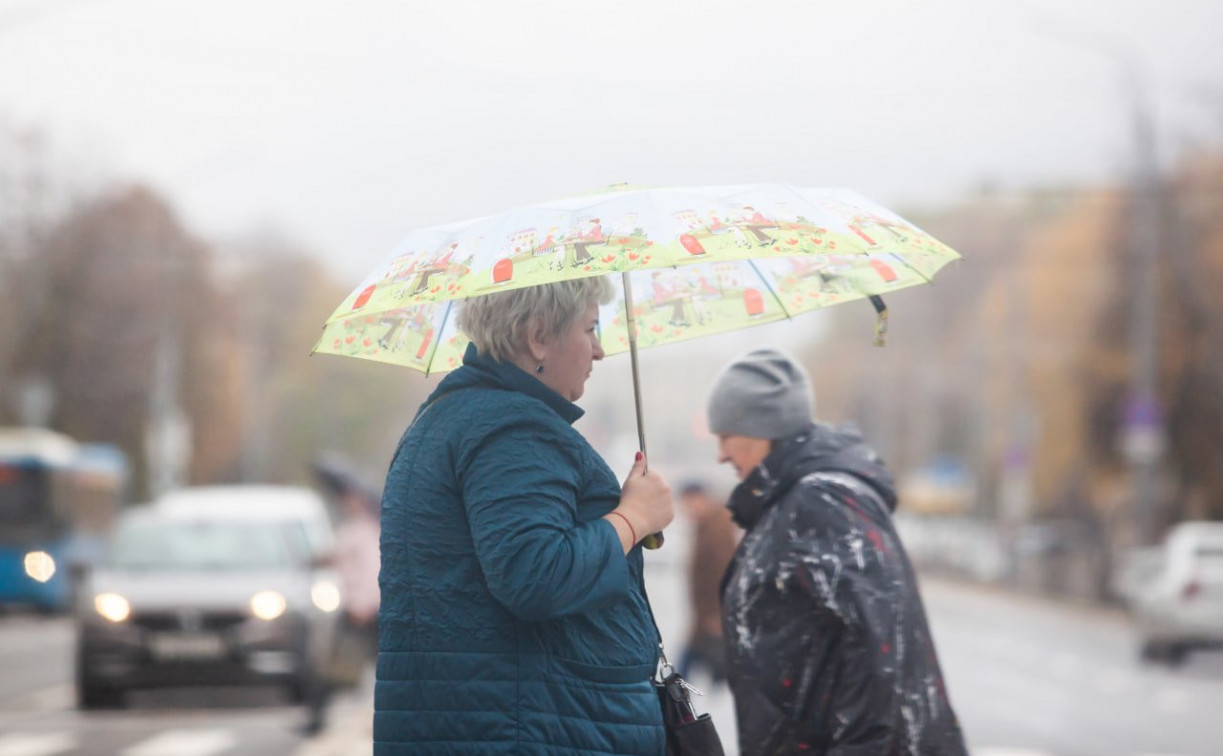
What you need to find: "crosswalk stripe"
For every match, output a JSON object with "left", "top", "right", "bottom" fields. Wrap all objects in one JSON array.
[
  {"left": 972, "top": 751, "right": 1200, "bottom": 756},
  {"left": 25, "top": 685, "right": 74, "bottom": 712},
  {"left": 0, "top": 684, "right": 73, "bottom": 714},
  {"left": 120, "top": 729, "right": 236, "bottom": 756},
  {"left": 1154, "top": 686, "right": 1192, "bottom": 714},
  {"left": 0, "top": 733, "right": 75, "bottom": 756}
]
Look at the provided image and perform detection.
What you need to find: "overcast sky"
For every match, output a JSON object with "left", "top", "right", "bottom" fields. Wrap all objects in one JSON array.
[{"left": 3, "top": 0, "right": 1221, "bottom": 281}]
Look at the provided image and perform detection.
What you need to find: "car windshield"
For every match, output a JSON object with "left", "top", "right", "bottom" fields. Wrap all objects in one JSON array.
[{"left": 108, "top": 519, "right": 294, "bottom": 571}]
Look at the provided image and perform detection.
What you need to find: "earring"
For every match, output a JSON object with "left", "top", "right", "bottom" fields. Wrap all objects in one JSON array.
[{"left": 535, "top": 363, "right": 545, "bottom": 374}]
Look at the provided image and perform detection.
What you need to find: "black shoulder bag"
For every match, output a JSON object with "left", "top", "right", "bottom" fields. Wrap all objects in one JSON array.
[{"left": 654, "top": 646, "right": 726, "bottom": 756}]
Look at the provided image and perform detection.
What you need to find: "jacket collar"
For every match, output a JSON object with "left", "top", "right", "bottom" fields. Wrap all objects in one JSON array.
[
  {"left": 427, "top": 343, "right": 585, "bottom": 425},
  {"left": 727, "top": 422, "right": 897, "bottom": 530}
]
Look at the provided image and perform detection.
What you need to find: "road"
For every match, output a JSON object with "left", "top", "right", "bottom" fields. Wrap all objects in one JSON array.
[
  {"left": 925, "top": 577, "right": 1223, "bottom": 756},
  {"left": 0, "top": 611, "right": 364, "bottom": 756},
  {"left": 1, "top": 560, "right": 1220, "bottom": 756}
]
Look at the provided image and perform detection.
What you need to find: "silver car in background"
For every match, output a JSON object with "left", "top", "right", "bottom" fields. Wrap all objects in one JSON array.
[
  {"left": 75, "top": 487, "right": 341, "bottom": 708},
  {"left": 155, "top": 486, "right": 337, "bottom": 567},
  {"left": 1119, "top": 521, "right": 1223, "bottom": 665}
]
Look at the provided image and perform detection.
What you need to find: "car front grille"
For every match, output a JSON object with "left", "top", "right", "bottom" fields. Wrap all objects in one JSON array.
[{"left": 130, "top": 610, "right": 248, "bottom": 632}]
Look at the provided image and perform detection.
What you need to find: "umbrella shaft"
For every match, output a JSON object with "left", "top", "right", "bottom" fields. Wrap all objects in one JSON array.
[
  {"left": 621, "top": 273, "right": 648, "bottom": 465},
  {"left": 622, "top": 272, "right": 665, "bottom": 551}
]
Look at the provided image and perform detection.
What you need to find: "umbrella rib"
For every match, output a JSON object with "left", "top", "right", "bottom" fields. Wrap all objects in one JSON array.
[
  {"left": 891, "top": 253, "right": 935, "bottom": 286},
  {"left": 643, "top": 190, "right": 668, "bottom": 266},
  {"left": 423, "top": 301, "right": 455, "bottom": 377},
  {"left": 747, "top": 259, "right": 794, "bottom": 320}
]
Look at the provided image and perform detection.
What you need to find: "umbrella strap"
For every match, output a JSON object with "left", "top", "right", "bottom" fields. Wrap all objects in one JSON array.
[{"left": 869, "top": 295, "right": 888, "bottom": 347}]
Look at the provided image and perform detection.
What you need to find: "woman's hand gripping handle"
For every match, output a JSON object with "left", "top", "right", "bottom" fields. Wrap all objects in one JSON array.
[{"left": 606, "top": 452, "right": 673, "bottom": 553}]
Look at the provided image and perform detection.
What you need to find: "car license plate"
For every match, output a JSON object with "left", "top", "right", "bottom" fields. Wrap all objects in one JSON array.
[{"left": 149, "top": 633, "right": 226, "bottom": 661}]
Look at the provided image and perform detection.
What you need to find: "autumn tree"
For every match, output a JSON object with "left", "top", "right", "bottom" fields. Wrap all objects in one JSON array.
[
  {"left": 812, "top": 161, "right": 1223, "bottom": 571},
  {"left": 1083, "top": 156, "right": 1223, "bottom": 531},
  {"left": 221, "top": 235, "right": 433, "bottom": 488},
  {"left": 6, "top": 184, "right": 243, "bottom": 498},
  {"left": 0, "top": 121, "right": 71, "bottom": 421}
]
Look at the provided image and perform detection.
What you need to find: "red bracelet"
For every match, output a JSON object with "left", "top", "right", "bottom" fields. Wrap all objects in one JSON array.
[{"left": 608, "top": 511, "right": 637, "bottom": 546}]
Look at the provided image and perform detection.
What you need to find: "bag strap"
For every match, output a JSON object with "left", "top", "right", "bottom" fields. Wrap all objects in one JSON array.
[
  {"left": 639, "top": 575, "right": 669, "bottom": 681},
  {"left": 641, "top": 580, "right": 705, "bottom": 699},
  {"left": 640, "top": 572, "right": 690, "bottom": 686}
]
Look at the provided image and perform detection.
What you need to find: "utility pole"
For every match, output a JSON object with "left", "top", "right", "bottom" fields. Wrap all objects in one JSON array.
[
  {"left": 146, "top": 240, "right": 191, "bottom": 499},
  {"left": 1110, "top": 51, "right": 1164, "bottom": 546},
  {"left": 1044, "top": 22, "right": 1165, "bottom": 546}
]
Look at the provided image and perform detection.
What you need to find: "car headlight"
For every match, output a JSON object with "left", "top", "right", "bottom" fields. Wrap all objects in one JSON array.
[
  {"left": 310, "top": 581, "right": 341, "bottom": 613},
  {"left": 24, "top": 551, "right": 56, "bottom": 583},
  {"left": 94, "top": 593, "right": 131, "bottom": 623},
  {"left": 250, "top": 590, "right": 287, "bottom": 621}
]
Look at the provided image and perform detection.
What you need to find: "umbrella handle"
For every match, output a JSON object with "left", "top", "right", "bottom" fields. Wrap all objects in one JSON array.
[
  {"left": 869, "top": 295, "right": 888, "bottom": 347},
  {"left": 622, "top": 272, "right": 665, "bottom": 550}
]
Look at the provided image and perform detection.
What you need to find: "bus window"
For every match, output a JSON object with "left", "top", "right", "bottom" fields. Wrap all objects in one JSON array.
[{"left": 0, "top": 464, "right": 53, "bottom": 540}]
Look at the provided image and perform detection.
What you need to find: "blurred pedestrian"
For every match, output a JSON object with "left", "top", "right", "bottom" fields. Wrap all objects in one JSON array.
[
  {"left": 676, "top": 481, "right": 737, "bottom": 685},
  {"left": 706, "top": 348, "right": 968, "bottom": 756},
  {"left": 314, "top": 456, "right": 382, "bottom": 637},
  {"left": 376, "top": 277, "right": 675, "bottom": 755},
  {"left": 308, "top": 457, "right": 382, "bottom": 735},
  {"left": 334, "top": 481, "right": 381, "bottom": 638}
]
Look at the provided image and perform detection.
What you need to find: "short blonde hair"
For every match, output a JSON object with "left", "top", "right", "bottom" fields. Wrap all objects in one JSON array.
[{"left": 457, "top": 277, "right": 614, "bottom": 363}]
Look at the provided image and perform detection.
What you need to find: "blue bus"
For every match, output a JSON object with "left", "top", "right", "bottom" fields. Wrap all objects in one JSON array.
[{"left": 0, "top": 428, "right": 128, "bottom": 612}]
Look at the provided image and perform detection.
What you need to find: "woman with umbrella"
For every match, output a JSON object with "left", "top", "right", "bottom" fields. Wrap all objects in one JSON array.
[{"left": 375, "top": 276, "right": 675, "bottom": 755}]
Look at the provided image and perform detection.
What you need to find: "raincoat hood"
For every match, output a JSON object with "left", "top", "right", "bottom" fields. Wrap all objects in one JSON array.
[{"left": 728, "top": 422, "right": 897, "bottom": 531}]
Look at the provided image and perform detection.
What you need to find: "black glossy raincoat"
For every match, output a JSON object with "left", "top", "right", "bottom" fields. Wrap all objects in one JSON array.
[{"left": 721, "top": 423, "right": 968, "bottom": 756}]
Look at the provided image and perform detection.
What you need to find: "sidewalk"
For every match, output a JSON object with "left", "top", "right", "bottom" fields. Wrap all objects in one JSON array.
[{"left": 293, "top": 675, "right": 374, "bottom": 756}]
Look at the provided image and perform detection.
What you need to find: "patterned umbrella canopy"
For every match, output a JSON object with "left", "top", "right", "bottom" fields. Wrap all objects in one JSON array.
[{"left": 313, "top": 184, "right": 960, "bottom": 371}]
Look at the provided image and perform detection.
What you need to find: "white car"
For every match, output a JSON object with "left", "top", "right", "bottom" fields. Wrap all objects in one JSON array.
[{"left": 1125, "top": 521, "right": 1223, "bottom": 664}]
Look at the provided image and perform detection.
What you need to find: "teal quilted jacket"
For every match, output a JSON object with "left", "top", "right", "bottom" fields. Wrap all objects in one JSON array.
[{"left": 375, "top": 344, "right": 665, "bottom": 755}]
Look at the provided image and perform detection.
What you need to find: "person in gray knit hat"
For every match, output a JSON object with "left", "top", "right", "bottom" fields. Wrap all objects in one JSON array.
[
  {"left": 706, "top": 348, "right": 968, "bottom": 756},
  {"left": 707, "top": 347, "right": 815, "bottom": 440}
]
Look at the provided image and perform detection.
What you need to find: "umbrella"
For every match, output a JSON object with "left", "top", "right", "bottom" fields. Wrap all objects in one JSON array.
[{"left": 313, "top": 184, "right": 961, "bottom": 546}]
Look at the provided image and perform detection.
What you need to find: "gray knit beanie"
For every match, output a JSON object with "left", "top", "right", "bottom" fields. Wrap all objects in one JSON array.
[{"left": 706, "top": 348, "right": 815, "bottom": 439}]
